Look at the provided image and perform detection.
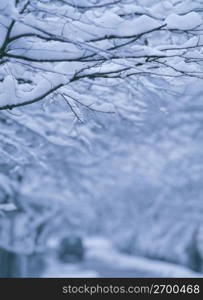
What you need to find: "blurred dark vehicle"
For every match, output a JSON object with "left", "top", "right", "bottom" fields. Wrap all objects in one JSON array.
[{"left": 58, "top": 236, "right": 84, "bottom": 263}]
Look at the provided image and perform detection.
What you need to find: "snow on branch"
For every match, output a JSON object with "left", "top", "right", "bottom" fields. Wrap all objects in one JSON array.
[{"left": 0, "top": 0, "right": 203, "bottom": 110}]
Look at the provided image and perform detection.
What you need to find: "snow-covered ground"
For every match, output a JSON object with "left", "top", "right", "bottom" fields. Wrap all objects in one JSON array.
[{"left": 42, "top": 237, "right": 203, "bottom": 278}]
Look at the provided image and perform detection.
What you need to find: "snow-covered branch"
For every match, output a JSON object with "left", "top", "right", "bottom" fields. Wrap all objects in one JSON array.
[{"left": 0, "top": 0, "right": 203, "bottom": 110}]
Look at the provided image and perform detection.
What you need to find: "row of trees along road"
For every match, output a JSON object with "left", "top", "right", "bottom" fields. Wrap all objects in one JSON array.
[{"left": 0, "top": 0, "right": 203, "bottom": 276}]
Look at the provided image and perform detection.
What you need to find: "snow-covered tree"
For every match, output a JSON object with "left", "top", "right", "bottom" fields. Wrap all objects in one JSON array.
[{"left": 1, "top": 0, "right": 203, "bottom": 275}]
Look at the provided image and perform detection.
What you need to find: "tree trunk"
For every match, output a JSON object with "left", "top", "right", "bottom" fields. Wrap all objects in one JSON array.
[{"left": 0, "top": 248, "right": 27, "bottom": 277}]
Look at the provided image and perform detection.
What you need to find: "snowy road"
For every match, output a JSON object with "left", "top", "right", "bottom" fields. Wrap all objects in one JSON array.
[
  {"left": 43, "top": 259, "right": 155, "bottom": 278},
  {"left": 42, "top": 255, "right": 158, "bottom": 278},
  {"left": 42, "top": 237, "right": 201, "bottom": 278},
  {"left": 75, "top": 259, "right": 156, "bottom": 278}
]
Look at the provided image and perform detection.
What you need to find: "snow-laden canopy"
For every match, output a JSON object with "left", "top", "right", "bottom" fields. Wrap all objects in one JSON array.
[
  {"left": 0, "top": 0, "right": 203, "bottom": 271},
  {"left": 0, "top": 0, "right": 203, "bottom": 110}
]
